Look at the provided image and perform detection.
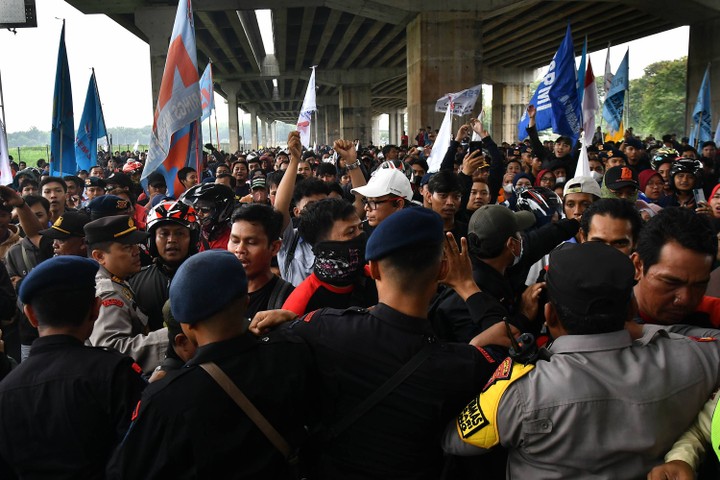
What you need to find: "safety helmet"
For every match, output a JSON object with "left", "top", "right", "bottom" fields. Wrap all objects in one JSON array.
[
  {"left": 651, "top": 148, "right": 678, "bottom": 171},
  {"left": 669, "top": 158, "right": 703, "bottom": 191},
  {"left": 146, "top": 200, "right": 200, "bottom": 259},
  {"left": 515, "top": 186, "right": 564, "bottom": 227},
  {"left": 178, "top": 183, "right": 235, "bottom": 227},
  {"left": 122, "top": 160, "right": 144, "bottom": 175}
]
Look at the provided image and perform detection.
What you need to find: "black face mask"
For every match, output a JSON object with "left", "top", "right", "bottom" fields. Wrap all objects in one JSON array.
[{"left": 313, "top": 235, "right": 366, "bottom": 286}]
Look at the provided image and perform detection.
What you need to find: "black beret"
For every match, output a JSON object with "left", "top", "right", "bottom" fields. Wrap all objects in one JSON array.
[
  {"left": 170, "top": 250, "right": 248, "bottom": 324},
  {"left": 87, "top": 195, "right": 131, "bottom": 220},
  {"left": 19, "top": 256, "right": 99, "bottom": 304},
  {"left": 547, "top": 241, "right": 635, "bottom": 315},
  {"left": 365, "top": 207, "right": 444, "bottom": 261}
]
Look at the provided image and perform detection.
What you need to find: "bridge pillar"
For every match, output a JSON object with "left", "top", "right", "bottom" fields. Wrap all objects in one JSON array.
[
  {"left": 135, "top": 7, "right": 174, "bottom": 111},
  {"left": 324, "top": 103, "right": 341, "bottom": 145},
  {"left": 492, "top": 83, "right": 531, "bottom": 144},
  {"left": 247, "top": 105, "right": 259, "bottom": 151},
  {"left": 339, "top": 85, "right": 373, "bottom": 145},
  {"left": 687, "top": 18, "right": 720, "bottom": 142},
  {"left": 406, "top": 12, "right": 483, "bottom": 137},
  {"left": 223, "top": 82, "right": 241, "bottom": 154}
]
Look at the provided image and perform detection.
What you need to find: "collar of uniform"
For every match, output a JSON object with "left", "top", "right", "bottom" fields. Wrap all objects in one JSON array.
[
  {"left": 98, "top": 265, "right": 128, "bottom": 285},
  {"left": 186, "top": 333, "right": 257, "bottom": 366},
  {"left": 29, "top": 334, "right": 84, "bottom": 355},
  {"left": 549, "top": 330, "right": 632, "bottom": 354},
  {"left": 369, "top": 303, "right": 435, "bottom": 335}
]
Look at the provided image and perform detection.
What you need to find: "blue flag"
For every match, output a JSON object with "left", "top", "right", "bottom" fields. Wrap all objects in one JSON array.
[
  {"left": 50, "top": 22, "right": 76, "bottom": 176},
  {"left": 518, "top": 25, "right": 581, "bottom": 142},
  {"left": 549, "top": 25, "right": 582, "bottom": 141},
  {"left": 577, "top": 36, "right": 587, "bottom": 106},
  {"left": 602, "top": 49, "right": 629, "bottom": 133},
  {"left": 75, "top": 70, "right": 107, "bottom": 173},
  {"left": 199, "top": 63, "right": 214, "bottom": 121},
  {"left": 689, "top": 64, "right": 712, "bottom": 148}
]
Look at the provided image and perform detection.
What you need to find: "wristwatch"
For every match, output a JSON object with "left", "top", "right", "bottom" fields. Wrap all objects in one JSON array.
[{"left": 346, "top": 159, "right": 361, "bottom": 171}]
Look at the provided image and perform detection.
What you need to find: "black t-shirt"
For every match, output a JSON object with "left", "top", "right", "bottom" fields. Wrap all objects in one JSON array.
[{"left": 247, "top": 275, "right": 279, "bottom": 320}]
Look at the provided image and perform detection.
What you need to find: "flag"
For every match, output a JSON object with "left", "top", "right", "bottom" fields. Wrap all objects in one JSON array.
[
  {"left": 605, "top": 120, "right": 624, "bottom": 143},
  {"left": 582, "top": 59, "right": 599, "bottom": 145},
  {"left": 689, "top": 64, "right": 712, "bottom": 148},
  {"left": 75, "top": 70, "right": 107, "bottom": 173},
  {"left": 471, "top": 111, "right": 484, "bottom": 142},
  {"left": 427, "top": 100, "right": 454, "bottom": 173},
  {"left": 297, "top": 66, "right": 317, "bottom": 148},
  {"left": 517, "top": 25, "right": 581, "bottom": 142},
  {"left": 577, "top": 36, "right": 587, "bottom": 106},
  {"left": 602, "top": 49, "right": 629, "bottom": 134},
  {"left": 714, "top": 118, "right": 720, "bottom": 146},
  {"left": 50, "top": 21, "right": 76, "bottom": 176},
  {"left": 0, "top": 119, "right": 13, "bottom": 185},
  {"left": 132, "top": 140, "right": 139, "bottom": 153},
  {"left": 603, "top": 42, "right": 614, "bottom": 95},
  {"left": 548, "top": 25, "right": 582, "bottom": 142},
  {"left": 435, "top": 84, "right": 482, "bottom": 116},
  {"left": 199, "top": 62, "right": 214, "bottom": 121},
  {"left": 142, "top": 0, "right": 203, "bottom": 197}
]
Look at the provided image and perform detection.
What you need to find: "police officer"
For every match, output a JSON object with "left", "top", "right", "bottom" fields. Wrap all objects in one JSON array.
[
  {"left": 85, "top": 215, "right": 166, "bottom": 375},
  {"left": 0, "top": 256, "right": 145, "bottom": 479},
  {"left": 282, "top": 207, "right": 502, "bottom": 479}
]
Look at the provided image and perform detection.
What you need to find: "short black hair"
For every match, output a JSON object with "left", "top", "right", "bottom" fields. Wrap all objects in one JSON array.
[
  {"left": 30, "top": 286, "right": 96, "bottom": 328},
  {"left": 298, "top": 197, "right": 356, "bottom": 245},
  {"left": 381, "top": 144, "right": 398, "bottom": 156},
  {"left": 292, "top": 177, "right": 330, "bottom": 205},
  {"left": 427, "top": 170, "right": 462, "bottom": 194},
  {"left": 635, "top": 207, "right": 717, "bottom": 274},
  {"left": 266, "top": 170, "right": 284, "bottom": 189},
  {"left": 408, "top": 158, "right": 429, "bottom": 173},
  {"left": 325, "top": 181, "right": 344, "bottom": 198},
  {"left": 552, "top": 301, "right": 627, "bottom": 335},
  {"left": 40, "top": 176, "right": 67, "bottom": 193},
  {"left": 63, "top": 175, "right": 84, "bottom": 192},
  {"left": 19, "top": 179, "right": 39, "bottom": 190},
  {"left": 216, "top": 173, "right": 237, "bottom": 189},
  {"left": 177, "top": 167, "right": 196, "bottom": 182},
  {"left": 378, "top": 242, "right": 443, "bottom": 286},
  {"left": 315, "top": 163, "right": 338, "bottom": 178},
  {"left": 231, "top": 203, "right": 283, "bottom": 243},
  {"left": 580, "top": 198, "right": 643, "bottom": 245},
  {"left": 24, "top": 194, "right": 49, "bottom": 213}
]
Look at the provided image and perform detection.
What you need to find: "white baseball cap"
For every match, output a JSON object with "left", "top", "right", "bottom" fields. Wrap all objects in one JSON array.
[
  {"left": 563, "top": 175, "right": 602, "bottom": 198},
  {"left": 351, "top": 168, "right": 413, "bottom": 201}
]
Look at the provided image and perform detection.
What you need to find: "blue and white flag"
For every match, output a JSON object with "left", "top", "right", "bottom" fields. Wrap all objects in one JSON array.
[
  {"left": 602, "top": 49, "right": 629, "bottom": 133},
  {"left": 689, "top": 64, "right": 712, "bottom": 148},
  {"left": 75, "top": 70, "right": 107, "bottom": 173},
  {"left": 50, "top": 21, "right": 76, "bottom": 176},
  {"left": 714, "top": 118, "right": 720, "bottom": 146},
  {"left": 199, "top": 62, "right": 214, "bottom": 121},
  {"left": 518, "top": 25, "right": 581, "bottom": 142}
]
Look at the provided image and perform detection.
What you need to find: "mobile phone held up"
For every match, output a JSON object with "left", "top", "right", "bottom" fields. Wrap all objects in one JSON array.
[
  {"left": 693, "top": 188, "right": 706, "bottom": 205},
  {"left": 468, "top": 141, "right": 483, "bottom": 156}
]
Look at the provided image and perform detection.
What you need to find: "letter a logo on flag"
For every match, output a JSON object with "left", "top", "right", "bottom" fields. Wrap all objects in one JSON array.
[{"left": 142, "top": 0, "right": 203, "bottom": 197}]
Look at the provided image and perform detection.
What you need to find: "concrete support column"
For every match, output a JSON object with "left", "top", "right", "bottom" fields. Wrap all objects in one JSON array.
[
  {"left": 135, "top": 7, "right": 174, "bottom": 110},
  {"left": 339, "top": 85, "right": 372, "bottom": 145},
  {"left": 406, "top": 12, "right": 482, "bottom": 137},
  {"left": 223, "top": 82, "right": 241, "bottom": 154},
  {"left": 372, "top": 115, "right": 382, "bottom": 146},
  {"left": 687, "top": 19, "right": 720, "bottom": 139},
  {"left": 397, "top": 111, "right": 406, "bottom": 143},
  {"left": 388, "top": 111, "right": 398, "bottom": 145},
  {"left": 270, "top": 121, "right": 277, "bottom": 147},
  {"left": 324, "top": 104, "right": 341, "bottom": 144},
  {"left": 315, "top": 111, "right": 327, "bottom": 147},
  {"left": 248, "top": 105, "right": 259, "bottom": 151},
  {"left": 261, "top": 119, "right": 269, "bottom": 148},
  {"left": 492, "top": 83, "right": 530, "bottom": 143}
]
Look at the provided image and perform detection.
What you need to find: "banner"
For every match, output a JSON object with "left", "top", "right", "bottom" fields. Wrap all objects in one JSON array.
[
  {"left": 50, "top": 21, "right": 76, "bottom": 176},
  {"left": 435, "top": 84, "right": 482, "bottom": 116},
  {"left": 199, "top": 62, "right": 214, "bottom": 122},
  {"left": 582, "top": 59, "right": 599, "bottom": 145},
  {"left": 577, "top": 36, "right": 587, "bottom": 106},
  {"left": 603, "top": 42, "right": 614, "bottom": 95},
  {"left": 296, "top": 66, "right": 317, "bottom": 148},
  {"left": 0, "top": 119, "right": 13, "bottom": 185},
  {"left": 142, "top": 0, "right": 203, "bottom": 197},
  {"left": 714, "top": 118, "right": 720, "bottom": 146},
  {"left": 602, "top": 49, "right": 629, "bottom": 134},
  {"left": 427, "top": 101, "right": 454, "bottom": 173},
  {"left": 75, "top": 70, "right": 107, "bottom": 173},
  {"left": 689, "top": 64, "right": 712, "bottom": 148},
  {"left": 517, "top": 25, "right": 580, "bottom": 141}
]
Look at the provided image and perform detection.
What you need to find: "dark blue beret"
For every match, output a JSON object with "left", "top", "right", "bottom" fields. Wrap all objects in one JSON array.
[
  {"left": 170, "top": 250, "right": 248, "bottom": 324},
  {"left": 365, "top": 207, "right": 444, "bottom": 261},
  {"left": 87, "top": 195, "right": 131, "bottom": 220},
  {"left": 19, "top": 256, "right": 99, "bottom": 304}
]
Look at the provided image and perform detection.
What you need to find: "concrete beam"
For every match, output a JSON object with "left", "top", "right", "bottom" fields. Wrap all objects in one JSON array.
[
  {"left": 134, "top": 7, "right": 175, "bottom": 110},
  {"left": 215, "top": 68, "right": 405, "bottom": 87}
]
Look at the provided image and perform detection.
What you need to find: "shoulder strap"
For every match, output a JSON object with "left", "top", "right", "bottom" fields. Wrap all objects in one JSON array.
[
  {"left": 200, "top": 362, "right": 294, "bottom": 461},
  {"left": 268, "top": 277, "right": 293, "bottom": 310},
  {"left": 324, "top": 341, "right": 435, "bottom": 441},
  {"left": 284, "top": 230, "right": 301, "bottom": 272}
]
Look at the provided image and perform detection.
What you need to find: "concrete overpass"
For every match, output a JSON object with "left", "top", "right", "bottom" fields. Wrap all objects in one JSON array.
[{"left": 67, "top": 0, "right": 720, "bottom": 149}]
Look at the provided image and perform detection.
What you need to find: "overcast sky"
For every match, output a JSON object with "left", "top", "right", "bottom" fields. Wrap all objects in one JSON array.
[{"left": 0, "top": 0, "right": 691, "bottom": 133}]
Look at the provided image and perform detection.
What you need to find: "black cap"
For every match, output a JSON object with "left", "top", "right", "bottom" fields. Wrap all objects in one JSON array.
[
  {"left": 547, "top": 242, "right": 635, "bottom": 315},
  {"left": 604, "top": 166, "right": 639, "bottom": 190},
  {"left": 39, "top": 211, "right": 91, "bottom": 239},
  {"left": 85, "top": 176, "right": 106, "bottom": 188},
  {"left": 105, "top": 172, "right": 133, "bottom": 190},
  {"left": 84, "top": 215, "right": 148, "bottom": 245}
]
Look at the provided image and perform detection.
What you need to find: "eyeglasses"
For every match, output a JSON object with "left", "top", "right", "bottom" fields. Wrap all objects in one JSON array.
[{"left": 362, "top": 197, "right": 400, "bottom": 210}]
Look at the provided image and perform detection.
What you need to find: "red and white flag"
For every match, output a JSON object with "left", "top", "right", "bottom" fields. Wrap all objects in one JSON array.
[{"left": 297, "top": 66, "right": 317, "bottom": 148}]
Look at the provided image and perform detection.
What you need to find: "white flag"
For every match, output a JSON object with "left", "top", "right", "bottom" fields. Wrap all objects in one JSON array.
[
  {"left": 132, "top": 139, "right": 139, "bottom": 153},
  {"left": 0, "top": 120, "right": 13, "bottom": 185},
  {"left": 574, "top": 141, "right": 591, "bottom": 178},
  {"left": 296, "top": 66, "right": 317, "bottom": 148},
  {"left": 603, "top": 42, "right": 614, "bottom": 97},
  {"left": 582, "top": 59, "right": 599, "bottom": 145},
  {"left": 472, "top": 111, "right": 484, "bottom": 142},
  {"left": 427, "top": 101, "right": 454, "bottom": 173},
  {"left": 435, "top": 84, "right": 482, "bottom": 116}
]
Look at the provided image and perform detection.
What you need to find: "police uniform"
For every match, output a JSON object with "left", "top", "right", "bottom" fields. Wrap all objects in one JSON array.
[
  {"left": 89, "top": 265, "right": 166, "bottom": 375},
  {"left": 285, "top": 304, "right": 498, "bottom": 479},
  {"left": 84, "top": 215, "right": 166, "bottom": 375}
]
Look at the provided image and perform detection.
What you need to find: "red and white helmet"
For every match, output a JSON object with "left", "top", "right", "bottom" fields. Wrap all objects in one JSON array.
[
  {"left": 123, "top": 160, "right": 144, "bottom": 174},
  {"left": 147, "top": 200, "right": 199, "bottom": 231}
]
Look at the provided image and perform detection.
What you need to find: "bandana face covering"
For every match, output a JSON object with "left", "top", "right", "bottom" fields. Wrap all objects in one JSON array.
[{"left": 313, "top": 236, "right": 366, "bottom": 286}]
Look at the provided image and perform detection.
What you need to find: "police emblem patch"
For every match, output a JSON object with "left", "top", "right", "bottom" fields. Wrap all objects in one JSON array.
[
  {"left": 458, "top": 396, "right": 489, "bottom": 438},
  {"left": 482, "top": 357, "right": 514, "bottom": 392}
]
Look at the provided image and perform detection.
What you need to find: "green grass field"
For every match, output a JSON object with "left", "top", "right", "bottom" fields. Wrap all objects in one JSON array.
[{"left": 9, "top": 145, "right": 151, "bottom": 168}]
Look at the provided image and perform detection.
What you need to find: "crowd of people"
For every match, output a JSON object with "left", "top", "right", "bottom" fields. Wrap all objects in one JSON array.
[{"left": 0, "top": 114, "right": 718, "bottom": 479}]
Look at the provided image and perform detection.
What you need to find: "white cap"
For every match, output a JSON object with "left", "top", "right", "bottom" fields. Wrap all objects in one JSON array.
[
  {"left": 563, "top": 175, "right": 602, "bottom": 198},
  {"left": 351, "top": 168, "right": 413, "bottom": 201}
]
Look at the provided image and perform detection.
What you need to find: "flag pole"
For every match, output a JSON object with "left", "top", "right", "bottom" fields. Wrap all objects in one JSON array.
[
  {"left": 214, "top": 109, "right": 220, "bottom": 151},
  {"left": 207, "top": 116, "right": 213, "bottom": 147}
]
